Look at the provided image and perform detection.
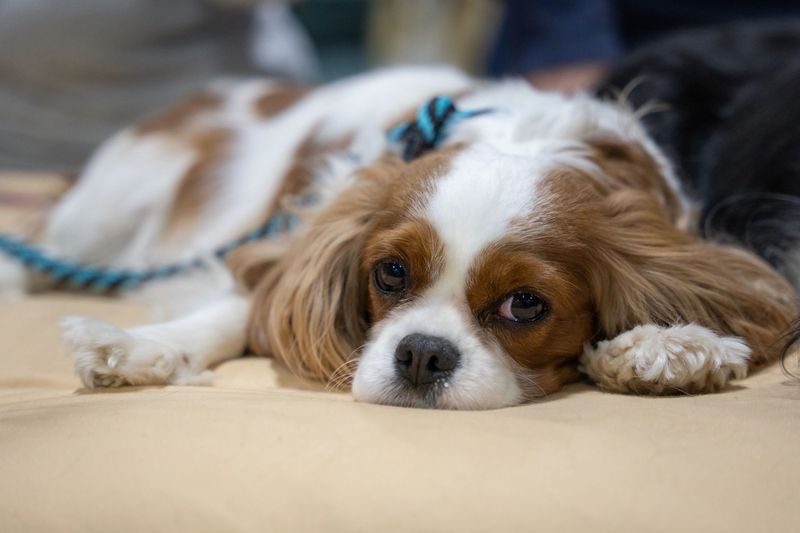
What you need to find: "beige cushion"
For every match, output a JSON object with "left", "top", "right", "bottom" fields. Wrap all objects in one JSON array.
[{"left": 1, "top": 295, "right": 798, "bottom": 532}]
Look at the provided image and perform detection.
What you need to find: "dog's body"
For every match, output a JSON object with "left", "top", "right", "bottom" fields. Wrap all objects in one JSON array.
[{"left": 5, "top": 24, "right": 799, "bottom": 409}]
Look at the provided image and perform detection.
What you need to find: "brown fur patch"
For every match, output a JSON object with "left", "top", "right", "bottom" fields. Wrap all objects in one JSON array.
[
  {"left": 538, "top": 162, "right": 797, "bottom": 366},
  {"left": 267, "top": 134, "right": 353, "bottom": 215},
  {"left": 253, "top": 85, "right": 310, "bottom": 118},
  {"left": 466, "top": 241, "right": 594, "bottom": 394},
  {"left": 137, "top": 92, "right": 223, "bottom": 134},
  {"left": 161, "top": 127, "right": 231, "bottom": 240},
  {"left": 363, "top": 218, "right": 446, "bottom": 322},
  {"left": 586, "top": 135, "right": 685, "bottom": 223},
  {"left": 370, "top": 146, "right": 463, "bottom": 221}
]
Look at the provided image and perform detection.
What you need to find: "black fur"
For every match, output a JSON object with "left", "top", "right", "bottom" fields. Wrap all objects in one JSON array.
[{"left": 597, "top": 20, "right": 800, "bottom": 364}]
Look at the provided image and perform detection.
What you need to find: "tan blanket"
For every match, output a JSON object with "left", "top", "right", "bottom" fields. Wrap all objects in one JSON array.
[{"left": 1, "top": 294, "right": 798, "bottom": 532}]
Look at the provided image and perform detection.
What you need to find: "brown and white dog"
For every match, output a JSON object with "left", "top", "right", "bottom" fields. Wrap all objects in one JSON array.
[{"left": 13, "top": 66, "right": 795, "bottom": 409}]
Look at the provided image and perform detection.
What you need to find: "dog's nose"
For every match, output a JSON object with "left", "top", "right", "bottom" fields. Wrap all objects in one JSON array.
[{"left": 394, "top": 333, "right": 460, "bottom": 386}]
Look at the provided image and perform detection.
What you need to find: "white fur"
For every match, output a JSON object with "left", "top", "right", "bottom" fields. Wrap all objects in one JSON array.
[
  {"left": 208, "top": 67, "right": 472, "bottom": 238},
  {"left": 423, "top": 145, "right": 541, "bottom": 270},
  {"left": 63, "top": 292, "right": 249, "bottom": 389},
  {"left": 580, "top": 324, "right": 751, "bottom": 394},
  {"left": 353, "top": 302, "right": 523, "bottom": 409},
  {"left": 45, "top": 130, "right": 197, "bottom": 265},
  {"left": 451, "top": 82, "right": 686, "bottom": 209}
]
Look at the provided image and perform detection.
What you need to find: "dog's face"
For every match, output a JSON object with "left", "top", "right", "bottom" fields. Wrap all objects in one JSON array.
[
  {"left": 242, "top": 87, "right": 792, "bottom": 410},
  {"left": 244, "top": 127, "right": 690, "bottom": 409},
  {"left": 352, "top": 146, "right": 595, "bottom": 408}
]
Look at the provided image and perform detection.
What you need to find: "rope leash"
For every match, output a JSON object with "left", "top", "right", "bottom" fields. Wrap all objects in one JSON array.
[
  {"left": 0, "top": 95, "right": 491, "bottom": 292},
  {"left": 388, "top": 95, "right": 492, "bottom": 161},
  {"left": 0, "top": 212, "right": 297, "bottom": 291}
]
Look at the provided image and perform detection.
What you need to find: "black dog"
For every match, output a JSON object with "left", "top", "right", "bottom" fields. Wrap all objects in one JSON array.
[{"left": 599, "top": 21, "right": 800, "bottom": 288}]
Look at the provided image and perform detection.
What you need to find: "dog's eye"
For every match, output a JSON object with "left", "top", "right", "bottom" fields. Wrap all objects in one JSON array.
[
  {"left": 498, "top": 292, "right": 548, "bottom": 323},
  {"left": 373, "top": 261, "right": 407, "bottom": 294}
]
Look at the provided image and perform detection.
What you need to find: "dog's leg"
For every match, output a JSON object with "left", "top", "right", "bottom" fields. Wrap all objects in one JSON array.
[
  {"left": 0, "top": 254, "right": 28, "bottom": 297},
  {"left": 580, "top": 324, "right": 751, "bottom": 394},
  {"left": 62, "top": 292, "right": 250, "bottom": 389}
]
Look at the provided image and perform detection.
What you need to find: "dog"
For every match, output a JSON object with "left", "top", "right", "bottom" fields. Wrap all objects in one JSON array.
[{"left": 4, "top": 36, "right": 797, "bottom": 408}]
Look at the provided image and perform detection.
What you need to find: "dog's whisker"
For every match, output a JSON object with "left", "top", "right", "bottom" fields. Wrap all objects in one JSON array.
[{"left": 325, "top": 358, "right": 361, "bottom": 392}]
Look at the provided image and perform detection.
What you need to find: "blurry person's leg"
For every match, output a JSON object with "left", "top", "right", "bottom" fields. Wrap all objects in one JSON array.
[
  {"left": 489, "top": 0, "right": 620, "bottom": 92},
  {"left": 489, "top": 0, "right": 800, "bottom": 93}
]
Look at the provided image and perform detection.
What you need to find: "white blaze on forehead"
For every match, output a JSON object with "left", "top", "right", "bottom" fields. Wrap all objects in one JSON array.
[{"left": 421, "top": 145, "right": 546, "bottom": 295}]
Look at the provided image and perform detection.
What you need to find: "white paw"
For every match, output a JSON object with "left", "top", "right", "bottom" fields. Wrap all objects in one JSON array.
[
  {"left": 580, "top": 324, "right": 750, "bottom": 394},
  {"left": 61, "top": 316, "right": 213, "bottom": 389}
]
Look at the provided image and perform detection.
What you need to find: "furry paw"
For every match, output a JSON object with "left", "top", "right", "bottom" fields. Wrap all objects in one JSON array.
[
  {"left": 61, "top": 316, "right": 213, "bottom": 389},
  {"left": 580, "top": 324, "right": 750, "bottom": 394}
]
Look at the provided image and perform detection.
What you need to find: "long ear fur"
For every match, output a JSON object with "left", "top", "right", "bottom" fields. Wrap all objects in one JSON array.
[
  {"left": 589, "top": 190, "right": 797, "bottom": 364},
  {"left": 233, "top": 160, "right": 398, "bottom": 382}
]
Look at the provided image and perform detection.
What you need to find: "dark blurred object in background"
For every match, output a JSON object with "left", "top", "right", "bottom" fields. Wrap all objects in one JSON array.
[
  {"left": 491, "top": 0, "right": 800, "bottom": 91},
  {"left": 597, "top": 21, "right": 800, "bottom": 286}
]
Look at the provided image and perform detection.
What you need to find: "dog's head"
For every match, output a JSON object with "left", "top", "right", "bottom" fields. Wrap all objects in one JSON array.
[{"left": 235, "top": 85, "right": 792, "bottom": 409}]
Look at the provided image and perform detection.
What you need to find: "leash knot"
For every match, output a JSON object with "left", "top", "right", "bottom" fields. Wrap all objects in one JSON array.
[{"left": 387, "top": 95, "right": 492, "bottom": 161}]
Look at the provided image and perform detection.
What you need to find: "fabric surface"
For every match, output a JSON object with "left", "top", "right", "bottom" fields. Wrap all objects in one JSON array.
[{"left": 0, "top": 294, "right": 798, "bottom": 532}]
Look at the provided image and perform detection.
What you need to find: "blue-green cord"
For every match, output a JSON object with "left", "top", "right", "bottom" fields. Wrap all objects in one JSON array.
[{"left": 0, "top": 211, "right": 298, "bottom": 292}]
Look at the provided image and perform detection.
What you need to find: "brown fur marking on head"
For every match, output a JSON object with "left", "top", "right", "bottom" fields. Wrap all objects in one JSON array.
[
  {"left": 465, "top": 241, "right": 593, "bottom": 394},
  {"left": 363, "top": 218, "right": 446, "bottom": 323}
]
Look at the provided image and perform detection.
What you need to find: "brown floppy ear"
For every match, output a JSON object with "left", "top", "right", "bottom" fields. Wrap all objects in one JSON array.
[
  {"left": 225, "top": 238, "right": 290, "bottom": 292},
  {"left": 587, "top": 190, "right": 797, "bottom": 364},
  {"left": 236, "top": 159, "right": 399, "bottom": 382},
  {"left": 587, "top": 135, "right": 686, "bottom": 225}
]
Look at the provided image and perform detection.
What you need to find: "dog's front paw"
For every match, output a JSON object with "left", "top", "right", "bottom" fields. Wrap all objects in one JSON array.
[
  {"left": 62, "top": 316, "right": 199, "bottom": 389},
  {"left": 580, "top": 324, "right": 750, "bottom": 394}
]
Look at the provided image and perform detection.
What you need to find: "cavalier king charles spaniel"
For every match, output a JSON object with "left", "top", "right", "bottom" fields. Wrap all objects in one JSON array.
[{"left": 11, "top": 53, "right": 794, "bottom": 408}]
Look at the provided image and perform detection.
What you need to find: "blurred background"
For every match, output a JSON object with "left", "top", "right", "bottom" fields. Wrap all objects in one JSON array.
[{"left": 1, "top": 0, "right": 796, "bottom": 171}]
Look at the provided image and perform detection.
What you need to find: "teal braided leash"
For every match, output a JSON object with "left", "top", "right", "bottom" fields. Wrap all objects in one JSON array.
[
  {"left": 0, "top": 95, "right": 490, "bottom": 292},
  {"left": 0, "top": 212, "right": 297, "bottom": 291},
  {"left": 388, "top": 95, "right": 492, "bottom": 160}
]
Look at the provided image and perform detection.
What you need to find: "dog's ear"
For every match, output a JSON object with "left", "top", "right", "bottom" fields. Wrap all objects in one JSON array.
[
  {"left": 225, "top": 239, "right": 287, "bottom": 292},
  {"left": 587, "top": 135, "right": 686, "bottom": 225},
  {"left": 587, "top": 189, "right": 796, "bottom": 362},
  {"left": 238, "top": 160, "right": 398, "bottom": 382}
]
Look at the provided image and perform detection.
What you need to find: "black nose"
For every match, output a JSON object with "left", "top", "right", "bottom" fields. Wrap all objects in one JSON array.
[{"left": 394, "top": 333, "right": 460, "bottom": 386}]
